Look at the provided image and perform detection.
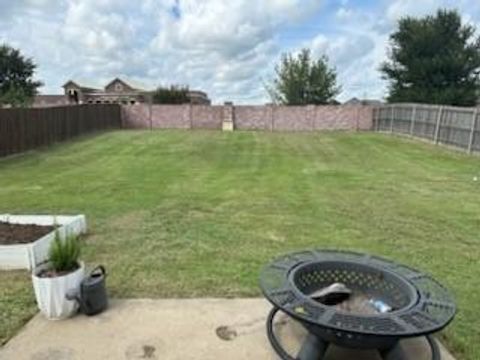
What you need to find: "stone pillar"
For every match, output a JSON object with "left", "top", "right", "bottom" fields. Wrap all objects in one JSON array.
[
  {"left": 268, "top": 104, "right": 275, "bottom": 131},
  {"left": 307, "top": 105, "right": 315, "bottom": 131},
  {"left": 222, "top": 102, "right": 234, "bottom": 131}
]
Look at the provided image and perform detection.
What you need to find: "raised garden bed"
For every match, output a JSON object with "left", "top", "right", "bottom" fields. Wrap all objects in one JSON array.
[
  {"left": 0, "top": 215, "right": 87, "bottom": 270},
  {"left": 0, "top": 222, "right": 55, "bottom": 245}
]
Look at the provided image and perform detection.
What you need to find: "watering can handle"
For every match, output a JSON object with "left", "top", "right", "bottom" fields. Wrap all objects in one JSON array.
[{"left": 90, "top": 265, "right": 107, "bottom": 278}]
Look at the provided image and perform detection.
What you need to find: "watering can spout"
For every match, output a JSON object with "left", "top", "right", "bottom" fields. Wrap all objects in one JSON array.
[
  {"left": 65, "top": 265, "right": 108, "bottom": 316},
  {"left": 65, "top": 289, "right": 85, "bottom": 308}
]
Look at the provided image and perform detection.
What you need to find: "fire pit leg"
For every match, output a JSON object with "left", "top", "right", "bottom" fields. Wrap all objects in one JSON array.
[
  {"left": 380, "top": 335, "right": 440, "bottom": 360},
  {"left": 379, "top": 342, "right": 407, "bottom": 360},
  {"left": 267, "top": 307, "right": 329, "bottom": 360},
  {"left": 297, "top": 332, "right": 328, "bottom": 360}
]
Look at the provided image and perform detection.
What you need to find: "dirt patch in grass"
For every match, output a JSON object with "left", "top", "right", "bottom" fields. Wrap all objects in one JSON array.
[
  {"left": 106, "top": 210, "right": 148, "bottom": 231},
  {"left": 0, "top": 222, "right": 54, "bottom": 245}
]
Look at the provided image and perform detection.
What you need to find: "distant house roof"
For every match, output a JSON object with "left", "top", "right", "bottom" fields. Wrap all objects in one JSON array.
[
  {"left": 187, "top": 90, "right": 208, "bottom": 97},
  {"left": 59, "top": 78, "right": 210, "bottom": 104},
  {"left": 63, "top": 78, "right": 149, "bottom": 93},
  {"left": 104, "top": 78, "right": 143, "bottom": 91},
  {"left": 62, "top": 80, "right": 100, "bottom": 93},
  {"left": 62, "top": 80, "right": 80, "bottom": 88},
  {"left": 344, "top": 97, "right": 384, "bottom": 106}
]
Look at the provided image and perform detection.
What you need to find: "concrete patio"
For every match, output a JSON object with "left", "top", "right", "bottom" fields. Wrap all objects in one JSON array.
[{"left": 0, "top": 299, "right": 455, "bottom": 360}]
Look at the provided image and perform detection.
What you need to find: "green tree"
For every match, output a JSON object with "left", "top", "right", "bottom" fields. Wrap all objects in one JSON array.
[
  {"left": 267, "top": 48, "right": 340, "bottom": 105},
  {"left": 152, "top": 85, "right": 190, "bottom": 104},
  {"left": 381, "top": 9, "right": 480, "bottom": 106},
  {"left": 0, "top": 44, "right": 42, "bottom": 107}
]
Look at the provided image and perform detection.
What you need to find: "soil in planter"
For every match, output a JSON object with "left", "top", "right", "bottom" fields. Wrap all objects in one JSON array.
[
  {"left": 37, "top": 264, "right": 80, "bottom": 278},
  {"left": 0, "top": 221, "right": 56, "bottom": 245}
]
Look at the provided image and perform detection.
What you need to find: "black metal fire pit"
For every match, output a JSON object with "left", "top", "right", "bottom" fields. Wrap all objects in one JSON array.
[{"left": 260, "top": 250, "right": 456, "bottom": 360}]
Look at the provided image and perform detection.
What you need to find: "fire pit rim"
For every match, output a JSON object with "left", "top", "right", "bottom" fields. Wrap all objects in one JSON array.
[{"left": 259, "top": 249, "right": 457, "bottom": 338}]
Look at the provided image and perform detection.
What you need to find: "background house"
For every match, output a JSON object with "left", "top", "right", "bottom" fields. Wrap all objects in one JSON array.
[
  {"left": 344, "top": 97, "right": 383, "bottom": 106},
  {"left": 33, "top": 78, "right": 211, "bottom": 107}
]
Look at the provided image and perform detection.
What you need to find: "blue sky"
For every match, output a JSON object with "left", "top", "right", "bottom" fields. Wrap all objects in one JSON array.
[{"left": 1, "top": 0, "right": 479, "bottom": 104}]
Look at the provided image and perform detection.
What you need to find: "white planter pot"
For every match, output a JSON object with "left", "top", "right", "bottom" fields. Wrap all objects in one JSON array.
[{"left": 32, "top": 262, "right": 85, "bottom": 320}]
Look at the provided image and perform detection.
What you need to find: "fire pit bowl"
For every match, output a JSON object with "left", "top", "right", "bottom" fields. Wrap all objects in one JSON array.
[{"left": 260, "top": 250, "right": 456, "bottom": 360}]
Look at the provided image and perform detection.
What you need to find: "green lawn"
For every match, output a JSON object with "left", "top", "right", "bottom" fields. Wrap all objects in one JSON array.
[{"left": 0, "top": 130, "right": 479, "bottom": 358}]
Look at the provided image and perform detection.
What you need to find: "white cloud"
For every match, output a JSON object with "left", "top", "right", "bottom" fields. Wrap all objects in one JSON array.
[
  {"left": 0, "top": 0, "right": 479, "bottom": 103},
  {"left": 147, "top": 0, "right": 322, "bottom": 102},
  {"left": 336, "top": 6, "right": 354, "bottom": 20},
  {"left": 304, "top": 0, "right": 480, "bottom": 101},
  {"left": 311, "top": 34, "right": 375, "bottom": 66},
  {"left": 385, "top": 0, "right": 480, "bottom": 29},
  {"left": 308, "top": 31, "right": 386, "bottom": 101},
  {"left": 0, "top": 0, "right": 323, "bottom": 103},
  {"left": 62, "top": 1, "right": 137, "bottom": 58},
  {"left": 386, "top": 0, "right": 440, "bottom": 23}
]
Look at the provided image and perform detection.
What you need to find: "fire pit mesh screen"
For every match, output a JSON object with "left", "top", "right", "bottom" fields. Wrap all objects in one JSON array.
[{"left": 292, "top": 261, "right": 416, "bottom": 310}]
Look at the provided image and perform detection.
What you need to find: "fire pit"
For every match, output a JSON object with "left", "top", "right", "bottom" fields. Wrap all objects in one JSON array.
[{"left": 259, "top": 250, "right": 456, "bottom": 360}]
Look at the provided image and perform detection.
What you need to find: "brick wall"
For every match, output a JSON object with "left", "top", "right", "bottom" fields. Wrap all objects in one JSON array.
[
  {"left": 121, "top": 105, "right": 190, "bottom": 129},
  {"left": 191, "top": 105, "right": 223, "bottom": 129},
  {"left": 121, "top": 104, "right": 373, "bottom": 131},
  {"left": 234, "top": 106, "right": 274, "bottom": 130}
]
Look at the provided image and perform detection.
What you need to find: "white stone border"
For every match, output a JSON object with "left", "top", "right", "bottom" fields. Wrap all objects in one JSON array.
[{"left": 0, "top": 215, "right": 87, "bottom": 270}]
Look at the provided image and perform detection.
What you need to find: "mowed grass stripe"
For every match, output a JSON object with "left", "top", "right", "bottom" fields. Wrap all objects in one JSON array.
[{"left": 0, "top": 130, "right": 478, "bottom": 359}]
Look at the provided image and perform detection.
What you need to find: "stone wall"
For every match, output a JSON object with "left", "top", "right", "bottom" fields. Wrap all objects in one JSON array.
[
  {"left": 191, "top": 105, "right": 223, "bottom": 129},
  {"left": 121, "top": 104, "right": 373, "bottom": 131},
  {"left": 121, "top": 105, "right": 190, "bottom": 129},
  {"left": 234, "top": 106, "right": 274, "bottom": 131}
]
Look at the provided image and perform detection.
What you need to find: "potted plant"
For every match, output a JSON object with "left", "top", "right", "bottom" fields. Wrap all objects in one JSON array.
[{"left": 32, "top": 233, "right": 84, "bottom": 320}]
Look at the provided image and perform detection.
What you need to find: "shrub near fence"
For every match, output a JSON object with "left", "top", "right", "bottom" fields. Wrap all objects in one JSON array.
[
  {"left": 0, "top": 104, "right": 121, "bottom": 157},
  {"left": 373, "top": 103, "right": 480, "bottom": 154}
]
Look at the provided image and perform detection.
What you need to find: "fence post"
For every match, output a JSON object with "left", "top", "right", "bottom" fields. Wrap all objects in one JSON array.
[
  {"left": 355, "top": 105, "right": 359, "bottom": 131},
  {"left": 468, "top": 107, "right": 478, "bottom": 154},
  {"left": 409, "top": 105, "right": 417, "bottom": 136},
  {"left": 390, "top": 105, "right": 394, "bottom": 133},
  {"left": 189, "top": 104, "right": 193, "bottom": 129},
  {"left": 374, "top": 107, "right": 379, "bottom": 132},
  {"left": 434, "top": 106, "right": 443, "bottom": 144},
  {"left": 271, "top": 105, "right": 275, "bottom": 132},
  {"left": 309, "top": 105, "right": 315, "bottom": 131},
  {"left": 147, "top": 96, "right": 153, "bottom": 130},
  {"left": 222, "top": 102, "right": 234, "bottom": 131}
]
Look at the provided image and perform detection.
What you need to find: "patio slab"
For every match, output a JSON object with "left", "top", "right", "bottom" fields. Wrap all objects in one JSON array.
[{"left": 0, "top": 298, "right": 455, "bottom": 360}]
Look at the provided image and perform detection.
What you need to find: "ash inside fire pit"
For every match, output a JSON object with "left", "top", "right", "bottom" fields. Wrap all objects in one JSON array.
[
  {"left": 309, "top": 282, "right": 392, "bottom": 315},
  {"left": 333, "top": 292, "right": 387, "bottom": 315},
  {"left": 291, "top": 260, "right": 417, "bottom": 314}
]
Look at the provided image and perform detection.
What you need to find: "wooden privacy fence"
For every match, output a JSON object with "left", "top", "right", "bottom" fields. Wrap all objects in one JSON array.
[
  {"left": 0, "top": 104, "right": 121, "bottom": 157},
  {"left": 373, "top": 103, "right": 480, "bottom": 154}
]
